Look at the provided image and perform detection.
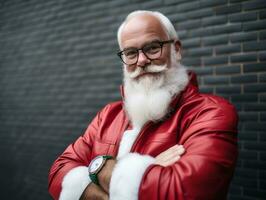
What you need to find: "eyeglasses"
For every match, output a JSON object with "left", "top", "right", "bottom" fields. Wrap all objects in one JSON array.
[{"left": 117, "top": 40, "right": 174, "bottom": 65}]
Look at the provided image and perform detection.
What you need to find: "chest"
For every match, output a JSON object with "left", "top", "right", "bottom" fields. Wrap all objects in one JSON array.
[{"left": 90, "top": 116, "right": 182, "bottom": 159}]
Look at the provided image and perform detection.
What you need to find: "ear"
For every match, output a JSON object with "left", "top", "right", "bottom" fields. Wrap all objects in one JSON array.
[{"left": 174, "top": 40, "right": 182, "bottom": 61}]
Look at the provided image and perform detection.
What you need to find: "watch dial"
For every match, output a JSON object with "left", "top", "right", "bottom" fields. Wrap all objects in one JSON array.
[{"left": 90, "top": 156, "right": 104, "bottom": 173}]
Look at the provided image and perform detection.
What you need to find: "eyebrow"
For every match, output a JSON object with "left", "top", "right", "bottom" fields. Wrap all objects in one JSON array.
[{"left": 122, "top": 39, "right": 161, "bottom": 51}]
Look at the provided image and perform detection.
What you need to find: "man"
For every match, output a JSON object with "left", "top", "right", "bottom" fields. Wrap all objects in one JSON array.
[{"left": 49, "top": 10, "right": 238, "bottom": 200}]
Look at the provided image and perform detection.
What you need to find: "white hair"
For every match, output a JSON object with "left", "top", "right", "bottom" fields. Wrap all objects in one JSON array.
[{"left": 117, "top": 10, "right": 178, "bottom": 49}]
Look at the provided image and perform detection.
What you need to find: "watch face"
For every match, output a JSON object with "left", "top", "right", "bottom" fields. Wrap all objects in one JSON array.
[{"left": 89, "top": 156, "right": 104, "bottom": 174}]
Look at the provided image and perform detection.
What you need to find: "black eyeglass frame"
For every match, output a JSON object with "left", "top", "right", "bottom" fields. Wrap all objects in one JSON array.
[{"left": 117, "top": 39, "right": 175, "bottom": 65}]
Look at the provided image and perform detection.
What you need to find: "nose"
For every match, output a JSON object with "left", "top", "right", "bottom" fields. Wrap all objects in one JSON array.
[{"left": 137, "top": 51, "right": 151, "bottom": 68}]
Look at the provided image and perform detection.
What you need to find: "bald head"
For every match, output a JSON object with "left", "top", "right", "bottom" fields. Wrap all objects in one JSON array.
[
  {"left": 120, "top": 14, "right": 169, "bottom": 49},
  {"left": 117, "top": 10, "right": 178, "bottom": 49}
]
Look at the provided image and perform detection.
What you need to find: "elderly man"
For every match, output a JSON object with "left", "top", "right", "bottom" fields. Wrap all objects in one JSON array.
[{"left": 49, "top": 10, "right": 238, "bottom": 200}]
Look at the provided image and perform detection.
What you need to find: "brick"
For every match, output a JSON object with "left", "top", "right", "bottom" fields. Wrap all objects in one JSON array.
[
  {"left": 231, "top": 94, "right": 258, "bottom": 102},
  {"left": 239, "top": 149, "right": 259, "bottom": 160},
  {"left": 202, "top": 15, "right": 227, "bottom": 26},
  {"left": 216, "top": 44, "right": 241, "bottom": 55},
  {"left": 230, "top": 32, "right": 257, "bottom": 43},
  {"left": 244, "top": 160, "right": 266, "bottom": 170},
  {"left": 231, "top": 53, "right": 257, "bottom": 63},
  {"left": 233, "top": 177, "right": 258, "bottom": 188},
  {"left": 239, "top": 112, "right": 259, "bottom": 121},
  {"left": 243, "top": 0, "right": 266, "bottom": 11},
  {"left": 231, "top": 74, "right": 258, "bottom": 84},
  {"left": 228, "top": 185, "right": 242, "bottom": 195},
  {"left": 243, "top": 19, "right": 266, "bottom": 31},
  {"left": 229, "top": 12, "right": 257, "bottom": 23},
  {"left": 259, "top": 51, "right": 266, "bottom": 61},
  {"left": 178, "top": 19, "right": 202, "bottom": 30},
  {"left": 261, "top": 132, "right": 266, "bottom": 141},
  {"left": 186, "top": 47, "right": 213, "bottom": 57},
  {"left": 190, "top": 26, "right": 213, "bottom": 37},
  {"left": 216, "top": 85, "right": 241, "bottom": 94},
  {"left": 244, "top": 189, "right": 266, "bottom": 199},
  {"left": 200, "top": 0, "right": 227, "bottom": 7},
  {"left": 199, "top": 87, "right": 214, "bottom": 93},
  {"left": 202, "top": 34, "right": 228, "bottom": 46},
  {"left": 245, "top": 122, "right": 266, "bottom": 132},
  {"left": 203, "top": 76, "right": 229, "bottom": 85},
  {"left": 189, "top": 8, "right": 215, "bottom": 19},
  {"left": 260, "top": 10, "right": 266, "bottom": 19},
  {"left": 259, "top": 73, "right": 266, "bottom": 82},
  {"left": 203, "top": 55, "right": 228, "bottom": 66},
  {"left": 244, "top": 83, "right": 266, "bottom": 93},
  {"left": 178, "top": 30, "right": 188, "bottom": 39},
  {"left": 177, "top": 1, "right": 201, "bottom": 12},
  {"left": 243, "top": 41, "right": 266, "bottom": 51},
  {"left": 193, "top": 66, "right": 214, "bottom": 75},
  {"left": 215, "top": 4, "right": 242, "bottom": 15},
  {"left": 260, "top": 180, "right": 266, "bottom": 190},
  {"left": 244, "top": 103, "right": 266, "bottom": 111},
  {"left": 244, "top": 63, "right": 266, "bottom": 73},
  {"left": 182, "top": 57, "right": 201, "bottom": 66},
  {"left": 260, "top": 170, "right": 266, "bottom": 179},
  {"left": 164, "top": 0, "right": 187, "bottom": 5},
  {"left": 182, "top": 38, "right": 201, "bottom": 48},
  {"left": 229, "top": 0, "right": 250, "bottom": 2},
  {"left": 238, "top": 130, "right": 258, "bottom": 140},
  {"left": 260, "top": 94, "right": 266, "bottom": 102},
  {"left": 261, "top": 112, "right": 266, "bottom": 121},
  {"left": 216, "top": 65, "right": 241, "bottom": 75},
  {"left": 213, "top": 24, "right": 242, "bottom": 35}
]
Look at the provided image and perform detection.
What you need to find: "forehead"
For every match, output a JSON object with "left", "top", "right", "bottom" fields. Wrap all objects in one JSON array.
[{"left": 120, "top": 14, "right": 168, "bottom": 48}]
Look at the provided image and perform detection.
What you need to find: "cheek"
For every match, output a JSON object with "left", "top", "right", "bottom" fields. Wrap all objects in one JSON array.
[{"left": 126, "top": 64, "right": 136, "bottom": 72}]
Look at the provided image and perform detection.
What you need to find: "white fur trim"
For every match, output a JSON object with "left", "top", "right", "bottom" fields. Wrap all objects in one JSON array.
[
  {"left": 59, "top": 166, "right": 91, "bottom": 200},
  {"left": 117, "top": 128, "right": 141, "bottom": 159},
  {"left": 109, "top": 153, "right": 155, "bottom": 200}
]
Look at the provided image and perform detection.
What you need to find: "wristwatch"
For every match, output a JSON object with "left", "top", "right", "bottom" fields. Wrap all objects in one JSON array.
[{"left": 88, "top": 155, "right": 113, "bottom": 185}]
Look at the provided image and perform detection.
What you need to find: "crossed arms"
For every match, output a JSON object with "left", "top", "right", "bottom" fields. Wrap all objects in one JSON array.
[{"left": 80, "top": 145, "right": 185, "bottom": 200}]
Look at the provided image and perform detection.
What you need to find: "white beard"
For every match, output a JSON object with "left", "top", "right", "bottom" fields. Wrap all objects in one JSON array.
[{"left": 123, "top": 48, "right": 189, "bottom": 129}]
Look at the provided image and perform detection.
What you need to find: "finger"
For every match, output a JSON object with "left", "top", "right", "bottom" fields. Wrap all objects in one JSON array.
[
  {"left": 159, "top": 145, "right": 180, "bottom": 157},
  {"left": 156, "top": 145, "right": 184, "bottom": 160},
  {"left": 157, "top": 150, "right": 182, "bottom": 165},
  {"left": 176, "top": 145, "right": 185, "bottom": 155},
  {"left": 158, "top": 155, "right": 181, "bottom": 167}
]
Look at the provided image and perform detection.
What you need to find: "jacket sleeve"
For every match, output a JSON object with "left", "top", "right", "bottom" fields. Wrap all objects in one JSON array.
[
  {"left": 139, "top": 102, "right": 238, "bottom": 200},
  {"left": 48, "top": 106, "right": 107, "bottom": 200}
]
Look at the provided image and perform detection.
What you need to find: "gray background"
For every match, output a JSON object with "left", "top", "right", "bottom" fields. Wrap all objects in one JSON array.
[{"left": 0, "top": 0, "right": 266, "bottom": 199}]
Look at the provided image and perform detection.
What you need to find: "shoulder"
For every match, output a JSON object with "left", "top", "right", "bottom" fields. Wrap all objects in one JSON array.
[
  {"left": 100, "top": 100, "right": 123, "bottom": 114},
  {"left": 180, "top": 93, "right": 238, "bottom": 130},
  {"left": 96, "top": 100, "right": 124, "bottom": 121}
]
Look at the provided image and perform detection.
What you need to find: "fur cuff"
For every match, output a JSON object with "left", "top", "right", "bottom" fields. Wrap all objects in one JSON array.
[
  {"left": 109, "top": 153, "right": 155, "bottom": 200},
  {"left": 59, "top": 166, "right": 91, "bottom": 200}
]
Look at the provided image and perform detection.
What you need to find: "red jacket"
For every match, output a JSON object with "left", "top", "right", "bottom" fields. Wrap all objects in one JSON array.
[{"left": 48, "top": 71, "right": 238, "bottom": 200}]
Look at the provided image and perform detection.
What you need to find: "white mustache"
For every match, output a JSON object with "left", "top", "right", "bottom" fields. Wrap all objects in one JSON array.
[{"left": 128, "top": 64, "right": 168, "bottom": 79}]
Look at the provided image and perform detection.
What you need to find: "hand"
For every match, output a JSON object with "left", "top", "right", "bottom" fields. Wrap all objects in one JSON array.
[
  {"left": 79, "top": 183, "right": 108, "bottom": 200},
  {"left": 155, "top": 144, "right": 185, "bottom": 167}
]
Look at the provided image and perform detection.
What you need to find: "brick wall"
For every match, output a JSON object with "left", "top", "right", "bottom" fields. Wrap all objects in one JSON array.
[{"left": 0, "top": 0, "right": 265, "bottom": 199}]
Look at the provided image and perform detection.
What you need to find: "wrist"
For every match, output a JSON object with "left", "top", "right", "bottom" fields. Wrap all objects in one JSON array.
[
  {"left": 98, "top": 159, "right": 116, "bottom": 192},
  {"left": 88, "top": 155, "right": 113, "bottom": 186}
]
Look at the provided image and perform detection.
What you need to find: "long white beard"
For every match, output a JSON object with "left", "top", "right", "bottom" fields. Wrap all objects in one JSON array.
[{"left": 123, "top": 49, "right": 189, "bottom": 129}]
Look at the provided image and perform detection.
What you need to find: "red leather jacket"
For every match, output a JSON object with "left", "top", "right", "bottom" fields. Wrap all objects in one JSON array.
[{"left": 48, "top": 71, "right": 238, "bottom": 200}]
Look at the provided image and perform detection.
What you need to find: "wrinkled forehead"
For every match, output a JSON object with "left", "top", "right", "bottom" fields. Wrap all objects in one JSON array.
[{"left": 120, "top": 14, "right": 169, "bottom": 47}]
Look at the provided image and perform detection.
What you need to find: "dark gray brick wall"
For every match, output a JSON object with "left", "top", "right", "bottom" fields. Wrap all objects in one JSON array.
[{"left": 0, "top": 0, "right": 265, "bottom": 199}]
